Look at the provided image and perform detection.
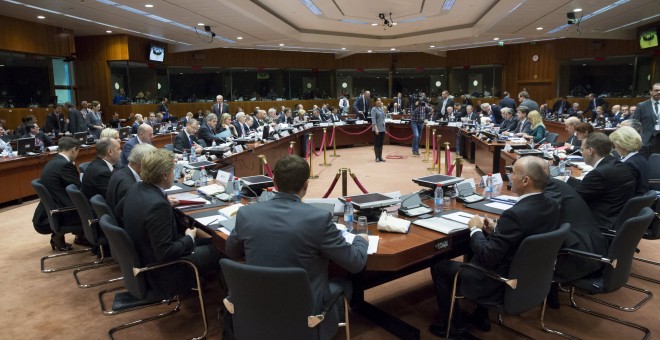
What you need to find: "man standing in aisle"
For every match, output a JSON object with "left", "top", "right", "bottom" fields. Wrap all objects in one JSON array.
[
  {"left": 353, "top": 91, "right": 370, "bottom": 119},
  {"left": 212, "top": 95, "right": 229, "bottom": 115},
  {"left": 517, "top": 91, "right": 539, "bottom": 111},
  {"left": 411, "top": 98, "right": 432, "bottom": 156},
  {"left": 633, "top": 82, "right": 660, "bottom": 158}
]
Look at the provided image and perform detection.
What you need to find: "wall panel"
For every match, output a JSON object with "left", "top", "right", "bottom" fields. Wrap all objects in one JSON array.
[{"left": 0, "top": 15, "right": 74, "bottom": 57}]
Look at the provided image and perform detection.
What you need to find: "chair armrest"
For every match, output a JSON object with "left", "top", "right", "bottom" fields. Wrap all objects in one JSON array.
[
  {"left": 601, "top": 231, "right": 616, "bottom": 239},
  {"left": 308, "top": 289, "right": 345, "bottom": 328},
  {"left": 223, "top": 297, "right": 234, "bottom": 314},
  {"left": 558, "top": 248, "right": 617, "bottom": 268},
  {"left": 458, "top": 262, "right": 517, "bottom": 289},
  {"left": 132, "top": 259, "right": 199, "bottom": 278},
  {"left": 51, "top": 206, "right": 78, "bottom": 215}
]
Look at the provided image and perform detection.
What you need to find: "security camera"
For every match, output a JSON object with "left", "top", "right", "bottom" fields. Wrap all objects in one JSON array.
[
  {"left": 204, "top": 25, "right": 211, "bottom": 32},
  {"left": 379, "top": 13, "right": 385, "bottom": 20}
]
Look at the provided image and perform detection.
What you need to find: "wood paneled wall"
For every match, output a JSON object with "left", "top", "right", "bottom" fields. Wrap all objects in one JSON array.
[{"left": 0, "top": 15, "right": 74, "bottom": 57}]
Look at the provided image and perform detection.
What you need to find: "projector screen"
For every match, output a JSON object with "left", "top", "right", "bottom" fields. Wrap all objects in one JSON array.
[{"left": 149, "top": 45, "right": 165, "bottom": 62}]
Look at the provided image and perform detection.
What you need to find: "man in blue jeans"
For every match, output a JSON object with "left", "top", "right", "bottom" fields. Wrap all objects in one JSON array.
[{"left": 411, "top": 99, "right": 433, "bottom": 155}]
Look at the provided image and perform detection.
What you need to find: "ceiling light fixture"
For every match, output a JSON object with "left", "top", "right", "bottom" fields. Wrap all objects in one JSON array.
[
  {"left": 145, "top": 4, "right": 153, "bottom": 8},
  {"left": 37, "top": 15, "right": 45, "bottom": 19},
  {"left": 430, "top": 45, "right": 435, "bottom": 48},
  {"left": 573, "top": 8, "right": 582, "bottom": 12},
  {"left": 197, "top": 23, "right": 204, "bottom": 26},
  {"left": 371, "top": 23, "right": 378, "bottom": 26},
  {"left": 106, "top": 30, "right": 112, "bottom": 33},
  {"left": 367, "top": 50, "right": 372, "bottom": 53},
  {"left": 300, "top": 0, "right": 322, "bottom": 15},
  {"left": 493, "top": 37, "right": 499, "bottom": 40},
  {"left": 442, "top": 0, "right": 456, "bottom": 11},
  {"left": 237, "top": 36, "right": 243, "bottom": 40},
  {"left": 279, "top": 43, "right": 285, "bottom": 46},
  {"left": 536, "top": 27, "right": 543, "bottom": 30},
  {"left": 341, "top": 47, "right": 346, "bottom": 50},
  {"left": 390, "top": 48, "right": 396, "bottom": 51}
]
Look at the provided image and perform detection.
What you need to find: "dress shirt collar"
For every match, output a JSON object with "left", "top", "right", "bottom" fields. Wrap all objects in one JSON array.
[
  {"left": 274, "top": 191, "right": 301, "bottom": 202},
  {"left": 621, "top": 151, "right": 638, "bottom": 162},
  {"left": 101, "top": 158, "right": 114, "bottom": 172},
  {"left": 516, "top": 191, "right": 542, "bottom": 203},
  {"left": 60, "top": 153, "right": 71, "bottom": 162},
  {"left": 128, "top": 164, "right": 141, "bottom": 182},
  {"left": 592, "top": 157, "right": 605, "bottom": 168},
  {"left": 136, "top": 136, "right": 144, "bottom": 144}
]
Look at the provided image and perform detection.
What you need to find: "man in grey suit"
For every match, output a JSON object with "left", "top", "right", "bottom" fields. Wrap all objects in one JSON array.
[
  {"left": 211, "top": 95, "right": 229, "bottom": 115},
  {"left": 227, "top": 155, "right": 369, "bottom": 340},
  {"left": 65, "top": 102, "right": 86, "bottom": 134},
  {"left": 633, "top": 82, "right": 660, "bottom": 158}
]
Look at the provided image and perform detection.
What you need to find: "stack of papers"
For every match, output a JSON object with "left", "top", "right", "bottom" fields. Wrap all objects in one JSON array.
[
  {"left": 170, "top": 193, "right": 209, "bottom": 205},
  {"left": 413, "top": 217, "right": 468, "bottom": 234},
  {"left": 219, "top": 204, "right": 244, "bottom": 219},
  {"left": 341, "top": 232, "right": 379, "bottom": 254},
  {"left": 197, "top": 184, "right": 225, "bottom": 196}
]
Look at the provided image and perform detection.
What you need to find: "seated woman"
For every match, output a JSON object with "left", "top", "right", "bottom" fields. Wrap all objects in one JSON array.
[
  {"left": 609, "top": 126, "right": 650, "bottom": 196},
  {"left": 556, "top": 117, "right": 581, "bottom": 151},
  {"left": 524, "top": 110, "right": 546, "bottom": 143},
  {"left": 293, "top": 109, "right": 307, "bottom": 125},
  {"left": 121, "top": 149, "right": 221, "bottom": 297},
  {"left": 218, "top": 113, "right": 238, "bottom": 138}
]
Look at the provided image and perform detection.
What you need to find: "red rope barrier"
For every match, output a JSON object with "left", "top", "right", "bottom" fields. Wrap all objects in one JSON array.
[
  {"left": 289, "top": 146, "right": 293, "bottom": 155},
  {"left": 312, "top": 131, "right": 326, "bottom": 157},
  {"left": 264, "top": 163, "right": 274, "bottom": 178},
  {"left": 322, "top": 172, "right": 341, "bottom": 198},
  {"left": 385, "top": 131, "right": 414, "bottom": 141},
  {"left": 446, "top": 146, "right": 455, "bottom": 175},
  {"left": 350, "top": 172, "right": 369, "bottom": 194},
  {"left": 432, "top": 134, "right": 438, "bottom": 165},
  {"left": 328, "top": 126, "right": 335, "bottom": 146},
  {"left": 337, "top": 125, "right": 373, "bottom": 136}
]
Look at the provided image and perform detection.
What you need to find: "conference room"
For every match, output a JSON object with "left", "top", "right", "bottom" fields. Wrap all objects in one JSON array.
[{"left": 0, "top": 0, "right": 659, "bottom": 339}]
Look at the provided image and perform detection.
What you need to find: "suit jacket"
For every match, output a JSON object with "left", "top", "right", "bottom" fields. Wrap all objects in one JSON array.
[
  {"left": 633, "top": 99, "right": 657, "bottom": 146},
  {"left": 623, "top": 153, "right": 650, "bottom": 196},
  {"left": 557, "top": 133, "right": 581, "bottom": 150},
  {"left": 438, "top": 98, "right": 455, "bottom": 116},
  {"left": 461, "top": 193, "right": 559, "bottom": 305},
  {"left": 575, "top": 155, "right": 636, "bottom": 229},
  {"left": 232, "top": 121, "right": 250, "bottom": 137},
  {"left": 211, "top": 102, "right": 229, "bottom": 115},
  {"left": 520, "top": 98, "right": 539, "bottom": 112},
  {"left": 131, "top": 121, "right": 140, "bottom": 134},
  {"left": 370, "top": 107, "right": 386, "bottom": 132},
  {"left": 106, "top": 166, "right": 138, "bottom": 215},
  {"left": 467, "top": 112, "right": 480, "bottom": 122},
  {"left": 120, "top": 136, "right": 141, "bottom": 166},
  {"left": 227, "top": 192, "right": 369, "bottom": 340},
  {"left": 567, "top": 108, "right": 580, "bottom": 117},
  {"left": 198, "top": 122, "right": 217, "bottom": 146},
  {"left": 552, "top": 100, "right": 569, "bottom": 114},
  {"left": 81, "top": 157, "right": 113, "bottom": 200},
  {"left": 156, "top": 103, "right": 170, "bottom": 119},
  {"left": 174, "top": 130, "right": 202, "bottom": 152},
  {"left": 352, "top": 95, "right": 371, "bottom": 117},
  {"left": 123, "top": 182, "right": 195, "bottom": 297},
  {"left": 514, "top": 119, "right": 532, "bottom": 134},
  {"left": 489, "top": 105, "right": 503, "bottom": 124},
  {"left": 87, "top": 111, "right": 103, "bottom": 139},
  {"left": 21, "top": 132, "right": 53, "bottom": 147},
  {"left": 67, "top": 108, "right": 87, "bottom": 134},
  {"left": 544, "top": 178, "right": 608, "bottom": 282},
  {"left": 499, "top": 118, "right": 518, "bottom": 133},
  {"left": 45, "top": 112, "right": 67, "bottom": 133},
  {"left": 586, "top": 97, "right": 608, "bottom": 120},
  {"left": 499, "top": 97, "right": 516, "bottom": 110},
  {"left": 32, "top": 154, "right": 82, "bottom": 229}
]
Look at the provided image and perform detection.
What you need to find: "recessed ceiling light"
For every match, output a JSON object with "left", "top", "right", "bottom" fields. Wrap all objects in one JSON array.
[
  {"left": 37, "top": 15, "right": 45, "bottom": 19},
  {"left": 145, "top": 4, "right": 154, "bottom": 8},
  {"left": 536, "top": 27, "right": 543, "bottom": 30},
  {"left": 341, "top": 47, "right": 346, "bottom": 50},
  {"left": 367, "top": 50, "right": 372, "bottom": 53},
  {"left": 237, "top": 36, "right": 243, "bottom": 40},
  {"left": 390, "top": 48, "right": 396, "bottom": 51},
  {"left": 106, "top": 30, "right": 112, "bottom": 33},
  {"left": 0, "top": 65, "right": 4, "bottom": 67},
  {"left": 430, "top": 45, "right": 435, "bottom": 48},
  {"left": 574, "top": 8, "right": 582, "bottom": 12},
  {"left": 493, "top": 37, "right": 499, "bottom": 41},
  {"left": 279, "top": 43, "right": 284, "bottom": 46},
  {"left": 371, "top": 23, "right": 378, "bottom": 26},
  {"left": 197, "top": 23, "right": 204, "bottom": 26}
]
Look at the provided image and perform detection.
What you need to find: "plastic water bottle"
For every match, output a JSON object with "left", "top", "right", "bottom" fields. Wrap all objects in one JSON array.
[
  {"left": 182, "top": 149, "right": 189, "bottom": 162},
  {"left": 199, "top": 166, "right": 208, "bottom": 186},
  {"left": 434, "top": 183, "right": 444, "bottom": 214},
  {"left": 232, "top": 177, "right": 242, "bottom": 204},
  {"left": 211, "top": 139, "right": 217, "bottom": 147},
  {"left": 39, "top": 141, "right": 44, "bottom": 153},
  {"left": 265, "top": 187, "right": 275, "bottom": 201},
  {"left": 485, "top": 173, "right": 493, "bottom": 200},
  {"left": 190, "top": 149, "right": 198, "bottom": 162},
  {"left": 343, "top": 198, "right": 354, "bottom": 232}
]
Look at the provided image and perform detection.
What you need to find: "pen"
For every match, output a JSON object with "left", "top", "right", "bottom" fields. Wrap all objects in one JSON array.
[{"left": 205, "top": 218, "right": 219, "bottom": 226}]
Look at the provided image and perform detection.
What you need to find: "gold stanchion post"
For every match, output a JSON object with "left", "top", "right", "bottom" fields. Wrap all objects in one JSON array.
[
  {"left": 289, "top": 140, "right": 296, "bottom": 155},
  {"left": 341, "top": 168, "right": 348, "bottom": 196},
  {"left": 423, "top": 123, "right": 431, "bottom": 162},
  {"left": 456, "top": 156, "right": 463, "bottom": 177},
  {"left": 319, "top": 128, "right": 331, "bottom": 167},
  {"left": 427, "top": 130, "right": 438, "bottom": 171},
  {"left": 257, "top": 154, "right": 266, "bottom": 176},
  {"left": 439, "top": 139, "right": 447, "bottom": 175},
  {"left": 443, "top": 142, "right": 450, "bottom": 175},
  {"left": 330, "top": 125, "right": 340, "bottom": 157},
  {"left": 308, "top": 134, "right": 319, "bottom": 179}
]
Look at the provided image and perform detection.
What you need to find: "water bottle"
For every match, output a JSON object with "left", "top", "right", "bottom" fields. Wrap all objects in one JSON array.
[
  {"left": 211, "top": 139, "right": 217, "bottom": 147},
  {"left": 182, "top": 149, "right": 189, "bottom": 162},
  {"left": 232, "top": 177, "right": 242, "bottom": 204},
  {"left": 7, "top": 142, "right": 13, "bottom": 158},
  {"left": 199, "top": 166, "right": 208, "bottom": 186},
  {"left": 190, "top": 149, "right": 198, "bottom": 162},
  {"left": 485, "top": 173, "right": 493, "bottom": 200},
  {"left": 434, "top": 183, "right": 444, "bottom": 214},
  {"left": 343, "top": 197, "right": 354, "bottom": 232},
  {"left": 39, "top": 141, "right": 45, "bottom": 153},
  {"left": 606, "top": 118, "right": 611, "bottom": 128}
]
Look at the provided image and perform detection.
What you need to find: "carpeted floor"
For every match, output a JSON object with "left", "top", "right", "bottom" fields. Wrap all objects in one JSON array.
[{"left": 1, "top": 144, "right": 659, "bottom": 339}]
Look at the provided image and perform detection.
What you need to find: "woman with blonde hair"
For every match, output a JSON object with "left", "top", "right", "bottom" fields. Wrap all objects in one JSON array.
[
  {"left": 524, "top": 110, "right": 546, "bottom": 143},
  {"left": 293, "top": 109, "right": 307, "bottom": 125},
  {"left": 219, "top": 113, "right": 238, "bottom": 138},
  {"left": 100, "top": 127, "right": 120, "bottom": 140},
  {"left": 609, "top": 126, "right": 649, "bottom": 195}
]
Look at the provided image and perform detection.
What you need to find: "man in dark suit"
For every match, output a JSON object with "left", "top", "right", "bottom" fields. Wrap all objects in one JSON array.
[
  {"left": 130, "top": 114, "right": 144, "bottom": 134},
  {"left": 585, "top": 93, "right": 608, "bottom": 121},
  {"left": 120, "top": 123, "right": 153, "bottom": 166},
  {"left": 32, "top": 137, "right": 85, "bottom": 249},
  {"left": 481, "top": 103, "right": 503, "bottom": 124},
  {"left": 198, "top": 113, "right": 220, "bottom": 146},
  {"left": 430, "top": 156, "right": 559, "bottom": 336},
  {"left": 437, "top": 91, "right": 455, "bottom": 120},
  {"left": 106, "top": 143, "right": 156, "bottom": 215},
  {"left": 388, "top": 92, "right": 403, "bottom": 112},
  {"left": 179, "top": 112, "right": 193, "bottom": 128},
  {"left": 544, "top": 178, "right": 608, "bottom": 283},
  {"left": 574, "top": 132, "right": 636, "bottom": 230},
  {"left": 633, "top": 82, "right": 660, "bottom": 158},
  {"left": 211, "top": 95, "right": 229, "bottom": 115},
  {"left": 567, "top": 102, "right": 581, "bottom": 117},
  {"left": 173, "top": 118, "right": 204, "bottom": 154},
  {"left": 22, "top": 123, "right": 53, "bottom": 148},
  {"left": 81, "top": 138, "right": 121, "bottom": 200},
  {"left": 498, "top": 91, "right": 516, "bottom": 111},
  {"left": 466, "top": 105, "right": 479, "bottom": 122},
  {"left": 227, "top": 155, "right": 369, "bottom": 340},
  {"left": 498, "top": 107, "right": 518, "bottom": 133},
  {"left": 66, "top": 102, "right": 87, "bottom": 134},
  {"left": 123, "top": 149, "right": 221, "bottom": 297},
  {"left": 156, "top": 97, "right": 170, "bottom": 121},
  {"left": 552, "top": 96, "right": 569, "bottom": 116},
  {"left": 44, "top": 104, "right": 67, "bottom": 134},
  {"left": 503, "top": 106, "right": 531, "bottom": 136},
  {"left": 352, "top": 90, "right": 371, "bottom": 118}
]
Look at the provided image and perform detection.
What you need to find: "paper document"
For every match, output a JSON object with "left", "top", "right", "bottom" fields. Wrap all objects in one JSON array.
[
  {"left": 441, "top": 212, "right": 474, "bottom": 224},
  {"left": 485, "top": 202, "right": 513, "bottom": 211},
  {"left": 164, "top": 185, "right": 181, "bottom": 192},
  {"left": 171, "top": 193, "right": 209, "bottom": 205},
  {"left": 219, "top": 204, "right": 244, "bottom": 218},
  {"left": 341, "top": 232, "right": 379, "bottom": 254},
  {"left": 195, "top": 215, "right": 227, "bottom": 226},
  {"left": 491, "top": 195, "right": 518, "bottom": 204},
  {"left": 413, "top": 217, "right": 468, "bottom": 234}
]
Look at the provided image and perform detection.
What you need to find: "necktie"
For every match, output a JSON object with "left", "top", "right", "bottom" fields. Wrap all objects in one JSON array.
[
  {"left": 654, "top": 101, "right": 659, "bottom": 118},
  {"left": 189, "top": 135, "right": 193, "bottom": 147},
  {"left": 363, "top": 97, "right": 366, "bottom": 112}
]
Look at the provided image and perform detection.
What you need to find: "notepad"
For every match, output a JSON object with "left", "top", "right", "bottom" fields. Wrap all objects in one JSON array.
[
  {"left": 218, "top": 204, "right": 243, "bottom": 219},
  {"left": 413, "top": 217, "right": 468, "bottom": 234}
]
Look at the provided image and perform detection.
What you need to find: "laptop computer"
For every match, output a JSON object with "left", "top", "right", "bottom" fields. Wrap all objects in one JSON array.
[
  {"left": 73, "top": 132, "right": 87, "bottom": 145},
  {"left": 118, "top": 127, "right": 130, "bottom": 140},
  {"left": 14, "top": 137, "right": 35, "bottom": 156},
  {"left": 152, "top": 123, "right": 161, "bottom": 134}
]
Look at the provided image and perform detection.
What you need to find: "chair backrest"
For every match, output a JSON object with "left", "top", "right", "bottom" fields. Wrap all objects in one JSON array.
[
  {"left": 90, "top": 194, "right": 118, "bottom": 227},
  {"left": 612, "top": 190, "right": 656, "bottom": 231},
  {"left": 78, "top": 161, "right": 91, "bottom": 174},
  {"left": 603, "top": 207, "right": 655, "bottom": 291},
  {"left": 503, "top": 223, "right": 570, "bottom": 315},
  {"left": 99, "top": 215, "right": 149, "bottom": 299},
  {"left": 31, "top": 179, "right": 61, "bottom": 233},
  {"left": 66, "top": 184, "right": 100, "bottom": 245},
  {"left": 648, "top": 154, "right": 660, "bottom": 190},
  {"left": 219, "top": 258, "right": 317, "bottom": 339},
  {"left": 545, "top": 132, "right": 559, "bottom": 144},
  {"left": 164, "top": 143, "right": 174, "bottom": 151}
]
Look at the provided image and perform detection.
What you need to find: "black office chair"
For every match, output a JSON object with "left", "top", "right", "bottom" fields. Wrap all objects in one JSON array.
[
  {"left": 220, "top": 258, "right": 351, "bottom": 340},
  {"left": 90, "top": 194, "right": 118, "bottom": 227},
  {"left": 648, "top": 154, "right": 660, "bottom": 191},
  {"left": 78, "top": 161, "right": 91, "bottom": 174},
  {"left": 608, "top": 190, "right": 656, "bottom": 232},
  {"left": 446, "top": 224, "right": 571, "bottom": 339},
  {"left": 32, "top": 179, "right": 93, "bottom": 273},
  {"left": 544, "top": 132, "right": 559, "bottom": 144},
  {"left": 561, "top": 208, "right": 654, "bottom": 339},
  {"left": 98, "top": 215, "right": 208, "bottom": 339},
  {"left": 164, "top": 143, "right": 174, "bottom": 151},
  {"left": 66, "top": 185, "right": 121, "bottom": 288}
]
